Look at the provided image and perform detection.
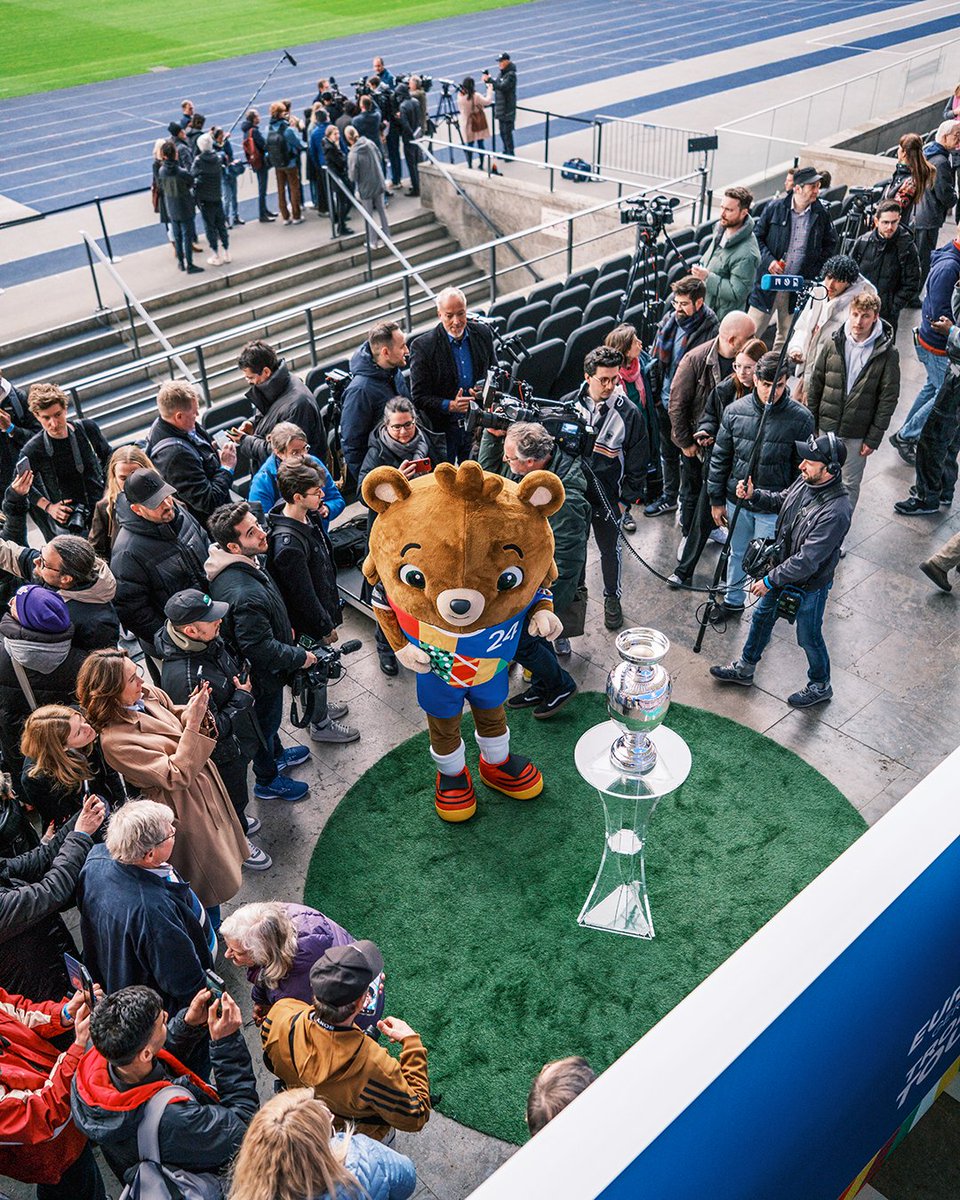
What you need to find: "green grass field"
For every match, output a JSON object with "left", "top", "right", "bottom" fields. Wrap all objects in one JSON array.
[{"left": 2, "top": 0, "right": 529, "bottom": 99}]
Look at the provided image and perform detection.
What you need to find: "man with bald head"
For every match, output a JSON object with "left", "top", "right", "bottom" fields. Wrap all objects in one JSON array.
[
  {"left": 409, "top": 286, "right": 496, "bottom": 461},
  {"left": 669, "top": 310, "right": 757, "bottom": 538}
]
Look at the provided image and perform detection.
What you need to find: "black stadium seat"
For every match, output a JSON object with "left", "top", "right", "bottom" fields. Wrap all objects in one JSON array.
[
  {"left": 583, "top": 293, "right": 623, "bottom": 326},
  {"left": 598, "top": 253, "right": 632, "bottom": 277},
  {"left": 537, "top": 306, "right": 581, "bottom": 345},
  {"left": 506, "top": 300, "right": 551, "bottom": 333},
  {"left": 550, "top": 316, "right": 617, "bottom": 399},
  {"left": 591, "top": 269, "right": 628, "bottom": 300},
  {"left": 525, "top": 280, "right": 564, "bottom": 307},
  {"left": 564, "top": 266, "right": 599, "bottom": 291},
  {"left": 515, "top": 338, "right": 566, "bottom": 396},
  {"left": 550, "top": 284, "right": 590, "bottom": 314},
  {"left": 489, "top": 295, "right": 526, "bottom": 326}
]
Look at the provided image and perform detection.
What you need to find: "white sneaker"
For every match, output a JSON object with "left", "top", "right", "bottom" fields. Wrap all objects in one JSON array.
[
  {"left": 221, "top": 248, "right": 231, "bottom": 263},
  {"left": 206, "top": 254, "right": 221, "bottom": 266},
  {"left": 243, "top": 840, "right": 272, "bottom": 871},
  {"left": 709, "top": 527, "right": 728, "bottom": 545}
]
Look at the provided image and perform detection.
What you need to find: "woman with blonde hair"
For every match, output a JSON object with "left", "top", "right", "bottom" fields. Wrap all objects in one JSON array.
[
  {"left": 220, "top": 901, "right": 385, "bottom": 1029},
  {"left": 229, "top": 1089, "right": 415, "bottom": 1200},
  {"left": 75, "top": 647, "right": 246, "bottom": 917},
  {"left": 88, "top": 444, "right": 154, "bottom": 559},
  {"left": 20, "top": 703, "right": 124, "bottom": 831}
]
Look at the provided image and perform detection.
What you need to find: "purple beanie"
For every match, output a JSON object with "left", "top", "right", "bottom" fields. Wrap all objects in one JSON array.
[{"left": 14, "top": 585, "right": 71, "bottom": 634}]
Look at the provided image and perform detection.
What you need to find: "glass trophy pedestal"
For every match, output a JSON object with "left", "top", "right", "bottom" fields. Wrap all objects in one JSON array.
[{"left": 574, "top": 721, "right": 692, "bottom": 939}]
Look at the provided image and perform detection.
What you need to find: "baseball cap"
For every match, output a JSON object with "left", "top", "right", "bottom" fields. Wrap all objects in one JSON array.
[
  {"left": 165, "top": 589, "right": 229, "bottom": 625},
  {"left": 794, "top": 432, "right": 847, "bottom": 469},
  {"left": 310, "top": 940, "right": 384, "bottom": 1006},
  {"left": 167, "top": 121, "right": 182, "bottom": 138},
  {"left": 792, "top": 166, "right": 823, "bottom": 188},
  {"left": 498, "top": 52, "right": 511, "bottom": 61},
  {"left": 124, "top": 468, "right": 176, "bottom": 509}
]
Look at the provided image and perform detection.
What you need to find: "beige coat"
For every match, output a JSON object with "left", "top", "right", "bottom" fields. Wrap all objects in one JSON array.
[
  {"left": 98, "top": 683, "right": 247, "bottom": 907},
  {"left": 458, "top": 87, "right": 492, "bottom": 144}
]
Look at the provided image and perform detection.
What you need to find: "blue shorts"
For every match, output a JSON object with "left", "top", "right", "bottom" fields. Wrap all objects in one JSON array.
[{"left": 415, "top": 670, "right": 509, "bottom": 719}]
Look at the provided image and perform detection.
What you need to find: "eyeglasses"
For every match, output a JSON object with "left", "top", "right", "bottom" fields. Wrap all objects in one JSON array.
[
  {"left": 148, "top": 823, "right": 177, "bottom": 849},
  {"left": 304, "top": 488, "right": 324, "bottom": 497},
  {"left": 389, "top": 420, "right": 415, "bottom": 432},
  {"left": 36, "top": 554, "right": 63, "bottom": 575}
]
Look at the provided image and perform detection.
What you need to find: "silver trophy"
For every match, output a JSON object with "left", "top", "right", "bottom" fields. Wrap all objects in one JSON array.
[{"left": 606, "top": 628, "right": 672, "bottom": 774}]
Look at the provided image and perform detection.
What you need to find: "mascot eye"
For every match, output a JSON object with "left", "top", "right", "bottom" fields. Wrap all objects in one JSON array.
[
  {"left": 399, "top": 564, "right": 427, "bottom": 589},
  {"left": 497, "top": 566, "right": 524, "bottom": 591}
]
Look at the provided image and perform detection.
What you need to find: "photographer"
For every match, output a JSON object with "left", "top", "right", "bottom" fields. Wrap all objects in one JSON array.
[
  {"left": 483, "top": 53, "right": 517, "bottom": 164},
  {"left": 341, "top": 321, "right": 411, "bottom": 485},
  {"left": 565, "top": 346, "right": 648, "bottom": 632},
  {"left": 266, "top": 462, "right": 359, "bottom": 746},
  {"left": 22, "top": 384, "right": 111, "bottom": 540},
  {"left": 232, "top": 339, "right": 324, "bottom": 474},
  {"left": 206, "top": 501, "right": 315, "bottom": 803},
  {"left": 850, "top": 201, "right": 921, "bottom": 336},
  {"left": 397, "top": 80, "right": 423, "bottom": 196},
  {"left": 409, "top": 287, "right": 496, "bottom": 463},
  {"left": 710, "top": 433, "right": 852, "bottom": 709},
  {"left": 480, "top": 421, "right": 588, "bottom": 712}
]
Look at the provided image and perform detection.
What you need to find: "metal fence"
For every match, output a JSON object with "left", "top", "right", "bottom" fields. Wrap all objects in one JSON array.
[{"left": 594, "top": 116, "right": 714, "bottom": 187}]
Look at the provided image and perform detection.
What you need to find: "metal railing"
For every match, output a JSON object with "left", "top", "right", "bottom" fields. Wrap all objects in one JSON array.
[
  {"left": 715, "top": 36, "right": 960, "bottom": 180},
  {"left": 594, "top": 115, "right": 714, "bottom": 187},
  {"left": 64, "top": 172, "right": 705, "bottom": 423}
]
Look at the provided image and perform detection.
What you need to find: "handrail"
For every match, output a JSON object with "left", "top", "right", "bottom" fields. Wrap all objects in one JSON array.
[
  {"left": 80, "top": 231, "right": 198, "bottom": 385},
  {"left": 716, "top": 34, "right": 960, "bottom": 129},
  {"left": 413, "top": 143, "right": 540, "bottom": 283},
  {"left": 595, "top": 115, "right": 710, "bottom": 136}
]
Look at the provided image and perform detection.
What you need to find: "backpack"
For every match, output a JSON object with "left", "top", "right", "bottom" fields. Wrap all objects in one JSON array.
[
  {"left": 242, "top": 127, "right": 262, "bottom": 172},
  {"left": 328, "top": 514, "right": 368, "bottom": 570},
  {"left": 118, "top": 1087, "right": 223, "bottom": 1200},
  {"left": 266, "top": 125, "right": 291, "bottom": 170},
  {"left": 561, "top": 157, "right": 593, "bottom": 182}
]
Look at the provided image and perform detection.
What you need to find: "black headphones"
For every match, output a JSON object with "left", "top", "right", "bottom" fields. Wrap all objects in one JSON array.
[{"left": 823, "top": 431, "right": 842, "bottom": 477}]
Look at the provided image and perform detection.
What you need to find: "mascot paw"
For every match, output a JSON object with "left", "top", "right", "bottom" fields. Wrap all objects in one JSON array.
[
  {"left": 435, "top": 768, "right": 477, "bottom": 822},
  {"left": 396, "top": 643, "right": 433, "bottom": 673},
  {"left": 527, "top": 610, "right": 563, "bottom": 641},
  {"left": 479, "top": 754, "right": 543, "bottom": 801}
]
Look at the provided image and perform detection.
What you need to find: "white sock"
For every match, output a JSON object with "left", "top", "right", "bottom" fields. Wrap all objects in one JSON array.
[
  {"left": 476, "top": 729, "right": 510, "bottom": 766},
  {"left": 431, "top": 740, "right": 466, "bottom": 775}
]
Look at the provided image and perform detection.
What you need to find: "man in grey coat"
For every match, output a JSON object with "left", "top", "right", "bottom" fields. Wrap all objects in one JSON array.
[{"left": 345, "top": 125, "right": 389, "bottom": 247}]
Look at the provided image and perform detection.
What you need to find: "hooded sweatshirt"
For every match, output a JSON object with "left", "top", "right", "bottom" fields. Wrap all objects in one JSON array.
[{"left": 340, "top": 341, "right": 412, "bottom": 479}]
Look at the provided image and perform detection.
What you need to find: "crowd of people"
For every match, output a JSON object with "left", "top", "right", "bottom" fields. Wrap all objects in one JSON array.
[
  {"left": 1, "top": 78, "right": 959, "bottom": 1199},
  {"left": 151, "top": 52, "right": 519, "bottom": 263}
]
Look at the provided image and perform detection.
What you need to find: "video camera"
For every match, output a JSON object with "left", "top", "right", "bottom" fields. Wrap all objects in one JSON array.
[
  {"left": 325, "top": 367, "right": 352, "bottom": 404},
  {"left": 476, "top": 367, "right": 597, "bottom": 458},
  {"left": 437, "top": 78, "right": 461, "bottom": 95},
  {"left": 394, "top": 72, "right": 433, "bottom": 93},
  {"left": 289, "top": 636, "right": 362, "bottom": 728},
  {"left": 323, "top": 76, "right": 348, "bottom": 105},
  {"left": 350, "top": 76, "right": 372, "bottom": 100},
  {"left": 846, "top": 184, "right": 885, "bottom": 215},
  {"left": 620, "top": 194, "right": 680, "bottom": 233}
]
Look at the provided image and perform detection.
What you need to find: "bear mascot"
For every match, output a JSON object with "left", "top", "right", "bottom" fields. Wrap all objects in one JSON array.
[{"left": 362, "top": 460, "right": 565, "bottom": 822}]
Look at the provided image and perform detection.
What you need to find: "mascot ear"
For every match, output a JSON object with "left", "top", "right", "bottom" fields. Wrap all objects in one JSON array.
[
  {"left": 362, "top": 465, "right": 412, "bottom": 513},
  {"left": 517, "top": 470, "right": 565, "bottom": 518}
]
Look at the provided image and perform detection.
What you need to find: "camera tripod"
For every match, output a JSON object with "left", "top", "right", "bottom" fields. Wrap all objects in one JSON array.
[
  {"left": 617, "top": 215, "right": 695, "bottom": 347},
  {"left": 429, "top": 82, "right": 464, "bottom": 164}
]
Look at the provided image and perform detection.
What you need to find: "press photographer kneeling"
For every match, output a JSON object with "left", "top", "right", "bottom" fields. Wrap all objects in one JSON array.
[{"left": 710, "top": 432, "right": 852, "bottom": 709}]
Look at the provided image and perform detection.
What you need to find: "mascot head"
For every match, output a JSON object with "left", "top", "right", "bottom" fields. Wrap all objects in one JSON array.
[{"left": 362, "top": 461, "right": 564, "bottom": 635}]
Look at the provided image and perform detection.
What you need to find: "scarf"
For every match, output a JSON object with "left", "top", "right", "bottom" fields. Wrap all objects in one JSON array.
[
  {"left": 378, "top": 424, "right": 429, "bottom": 463},
  {"left": 651, "top": 307, "right": 709, "bottom": 369}
]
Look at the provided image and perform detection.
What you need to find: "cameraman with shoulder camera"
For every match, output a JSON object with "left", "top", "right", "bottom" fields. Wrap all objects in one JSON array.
[
  {"left": 410, "top": 287, "right": 496, "bottom": 463},
  {"left": 266, "top": 462, "right": 360, "bottom": 746},
  {"left": 851, "top": 200, "right": 921, "bottom": 336},
  {"left": 565, "top": 346, "right": 648, "bottom": 632},
  {"left": 710, "top": 432, "right": 852, "bottom": 709}
]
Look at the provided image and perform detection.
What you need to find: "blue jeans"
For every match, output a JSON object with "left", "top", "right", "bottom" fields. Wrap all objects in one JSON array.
[
  {"left": 513, "top": 626, "right": 575, "bottom": 699},
  {"left": 253, "top": 687, "right": 284, "bottom": 783},
  {"left": 741, "top": 582, "right": 832, "bottom": 686},
  {"left": 726, "top": 503, "right": 778, "bottom": 606},
  {"left": 221, "top": 171, "right": 240, "bottom": 222},
  {"left": 899, "top": 344, "right": 949, "bottom": 440}
]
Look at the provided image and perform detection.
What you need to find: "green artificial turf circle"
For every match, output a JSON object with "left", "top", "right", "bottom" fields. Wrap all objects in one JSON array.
[{"left": 305, "top": 694, "right": 865, "bottom": 1145}]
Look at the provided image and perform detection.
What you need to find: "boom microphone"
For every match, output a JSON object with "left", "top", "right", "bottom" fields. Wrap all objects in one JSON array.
[
  {"left": 760, "top": 273, "right": 808, "bottom": 291},
  {"left": 284, "top": 50, "right": 298, "bottom": 66}
]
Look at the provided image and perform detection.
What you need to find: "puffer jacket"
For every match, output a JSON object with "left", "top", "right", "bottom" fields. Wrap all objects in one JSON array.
[
  {"left": 806, "top": 320, "right": 901, "bottom": 448},
  {"left": 248, "top": 453, "right": 344, "bottom": 530},
  {"left": 190, "top": 148, "right": 223, "bottom": 203},
  {"left": 707, "top": 391, "right": 814, "bottom": 505},
  {"left": 111, "top": 498, "right": 209, "bottom": 643},
  {"left": 317, "top": 1133, "right": 416, "bottom": 1200},
  {"left": 786, "top": 273, "right": 877, "bottom": 389},
  {"left": 239, "top": 360, "right": 323, "bottom": 473},
  {"left": 700, "top": 215, "right": 761, "bottom": 320},
  {"left": 851, "top": 226, "right": 921, "bottom": 328},
  {"left": 157, "top": 160, "right": 196, "bottom": 223},
  {"left": 341, "top": 341, "right": 412, "bottom": 481}
]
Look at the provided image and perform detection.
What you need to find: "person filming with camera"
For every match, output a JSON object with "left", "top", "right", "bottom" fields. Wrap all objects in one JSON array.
[{"left": 710, "top": 432, "right": 852, "bottom": 709}]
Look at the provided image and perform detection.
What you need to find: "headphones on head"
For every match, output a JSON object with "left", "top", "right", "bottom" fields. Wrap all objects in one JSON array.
[{"left": 823, "top": 431, "right": 841, "bottom": 477}]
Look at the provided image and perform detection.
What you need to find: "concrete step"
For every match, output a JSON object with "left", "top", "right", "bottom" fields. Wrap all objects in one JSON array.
[{"left": 3, "top": 324, "right": 132, "bottom": 382}]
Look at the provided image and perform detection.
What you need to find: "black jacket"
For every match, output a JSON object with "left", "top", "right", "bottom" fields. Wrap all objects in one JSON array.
[
  {"left": 750, "top": 474, "right": 853, "bottom": 592},
  {"left": 341, "top": 342, "right": 412, "bottom": 481},
  {"left": 266, "top": 505, "right": 342, "bottom": 640},
  {"left": 695, "top": 375, "right": 746, "bottom": 442},
  {"left": 323, "top": 139, "right": 348, "bottom": 180},
  {"left": 158, "top": 160, "right": 196, "bottom": 223},
  {"left": 747, "top": 195, "right": 838, "bottom": 312},
  {"left": 240, "top": 361, "right": 323, "bottom": 473},
  {"left": 20, "top": 747, "right": 124, "bottom": 832},
  {"left": 111, "top": 499, "right": 209, "bottom": 643},
  {"left": 155, "top": 624, "right": 258, "bottom": 768},
  {"left": 0, "top": 382, "right": 40, "bottom": 492},
  {"left": 491, "top": 62, "right": 517, "bottom": 121},
  {"left": 409, "top": 320, "right": 496, "bottom": 442},
  {"left": 851, "top": 226, "right": 921, "bottom": 325},
  {"left": 204, "top": 545, "right": 307, "bottom": 691},
  {"left": 357, "top": 422, "right": 450, "bottom": 530},
  {"left": 707, "top": 392, "right": 814, "bottom": 505},
  {"left": 23, "top": 419, "right": 111, "bottom": 527},
  {"left": 0, "top": 823, "right": 93, "bottom": 1000},
  {"left": 913, "top": 142, "right": 958, "bottom": 231},
  {"left": 190, "top": 148, "right": 224, "bottom": 204},
  {"left": 145, "top": 416, "right": 234, "bottom": 523},
  {"left": 562, "top": 386, "right": 649, "bottom": 507}
]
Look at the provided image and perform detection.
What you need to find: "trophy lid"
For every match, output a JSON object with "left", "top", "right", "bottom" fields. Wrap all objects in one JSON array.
[{"left": 614, "top": 627, "right": 670, "bottom": 665}]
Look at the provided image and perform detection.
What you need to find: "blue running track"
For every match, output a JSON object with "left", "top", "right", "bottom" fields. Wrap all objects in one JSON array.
[{"left": 0, "top": 0, "right": 937, "bottom": 214}]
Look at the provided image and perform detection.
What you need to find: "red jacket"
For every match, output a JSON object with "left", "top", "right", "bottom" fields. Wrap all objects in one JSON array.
[{"left": 0, "top": 987, "right": 87, "bottom": 1183}]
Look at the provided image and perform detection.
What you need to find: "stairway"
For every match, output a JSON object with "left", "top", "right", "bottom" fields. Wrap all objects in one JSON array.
[{"left": 0, "top": 211, "right": 487, "bottom": 445}]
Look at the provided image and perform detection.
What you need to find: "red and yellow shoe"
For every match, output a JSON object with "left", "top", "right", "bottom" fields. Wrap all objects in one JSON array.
[
  {"left": 435, "top": 768, "right": 477, "bottom": 822},
  {"left": 478, "top": 754, "right": 543, "bottom": 800}
]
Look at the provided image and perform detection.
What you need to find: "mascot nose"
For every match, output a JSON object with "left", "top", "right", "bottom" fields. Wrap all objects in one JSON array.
[{"left": 449, "top": 598, "right": 472, "bottom": 615}]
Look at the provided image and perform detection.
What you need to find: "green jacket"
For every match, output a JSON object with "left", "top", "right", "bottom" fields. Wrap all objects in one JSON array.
[
  {"left": 806, "top": 320, "right": 900, "bottom": 450},
  {"left": 701, "top": 215, "right": 761, "bottom": 321},
  {"left": 478, "top": 431, "right": 590, "bottom": 613}
]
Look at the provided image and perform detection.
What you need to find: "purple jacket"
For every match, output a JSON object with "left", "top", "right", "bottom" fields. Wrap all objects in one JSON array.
[{"left": 247, "top": 903, "right": 385, "bottom": 1032}]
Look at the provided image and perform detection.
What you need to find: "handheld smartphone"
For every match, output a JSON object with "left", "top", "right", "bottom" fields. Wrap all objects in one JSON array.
[
  {"left": 360, "top": 972, "right": 384, "bottom": 1016},
  {"left": 204, "top": 969, "right": 225, "bottom": 1017},
  {"left": 15, "top": 455, "right": 29, "bottom": 477},
  {"left": 64, "top": 953, "right": 97, "bottom": 1011},
  {"left": 409, "top": 458, "right": 432, "bottom": 476}
]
